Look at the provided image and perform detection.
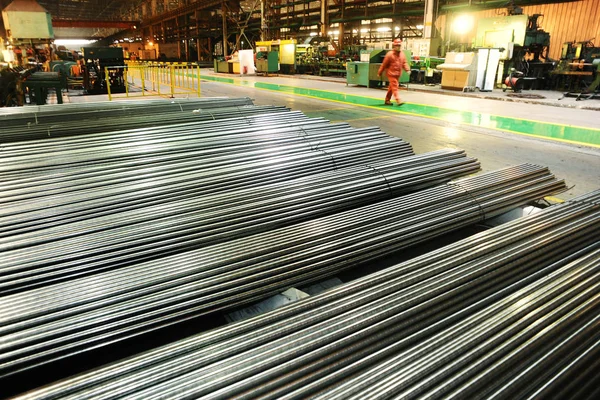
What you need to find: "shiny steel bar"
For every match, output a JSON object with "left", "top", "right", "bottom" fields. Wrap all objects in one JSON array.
[
  {"left": 0, "top": 104, "right": 282, "bottom": 143},
  {"left": 442, "top": 299, "right": 600, "bottom": 399},
  {"left": 0, "top": 150, "right": 479, "bottom": 293},
  {"left": 328, "top": 267, "right": 600, "bottom": 400},
  {"left": 0, "top": 139, "right": 412, "bottom": 226},
  {"left": 0, "top": 165, "right": 565, "bottom": 381},
  {"left": 0, "top": 123, "right": 391, "bottom": 173},
  {"left": 0, "top": 97, "right": 255, "bottom": 129},
  {"left": 520, "top": 336, "right": 600, "bottom": 400},
  {"left": 13, "top": 190, "right": 598, "bottom": 400},
  {"left": 142, "top": 247, "right": 600, "bottom": 400},
  {"left": 0, "top": 111, "right": 312, "bottom": 157},
  {"left": 111, "top": 214, "right": 598, "bottom": 399}
]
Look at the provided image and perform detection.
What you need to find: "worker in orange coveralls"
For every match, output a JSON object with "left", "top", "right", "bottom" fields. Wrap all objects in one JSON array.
[{"left": 377, "top": 38, "right": 410, "bottom": 106}]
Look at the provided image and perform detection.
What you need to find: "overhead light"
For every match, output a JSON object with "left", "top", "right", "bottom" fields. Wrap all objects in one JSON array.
[
  {"left": 54, "top": 39, "right": 98, "bottom": 46},
  {"left": 360, "top": 28, "right": 369, "bottom": 33},
  {"left": 310, "top": 32, "right": 318, "bottom": 36},
  {"left": 394, "top": 26, "right": 400, "bottom": 31},
  {"left": 376, "top": 27, "right": 391, "bottom": 32},
  {"left": 148, "top": 41, "right": 153, "bottom": 46},
  {"left": 416, "top": 24, "right": 424, "bottom": 29},
  {"left": 352, "top": 29, "right": 358, "bottom": 34},
  {"left": 452, "top": 15, "right": 474, "bottom": 35}
]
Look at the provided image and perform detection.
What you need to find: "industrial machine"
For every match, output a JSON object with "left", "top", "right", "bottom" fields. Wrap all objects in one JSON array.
[
  {"left": 296, "top": 47, "right": 347, "bottom": 77},
  {"left": 475, "top": 13, "right": 553, "bottom": 91},
  {"left": 2, "top": 0, "right": 54, "bottom": 47},
  {"left": 256, "top": 40, "right": 296, "bottom": 74},
  {"left": 318, "top": 57, "right": 347, "bottom": 77},
  {"left": 410, "top": 56, "right": 444, "bottom": 84},
  {"left": 213, "top": 58, "right": 231, "bottom": 73},
  {"left": 255, "top": 48, "right": 279, "bottom": 75},
  {"left": 555, "top": 40, "right": 600, "bottom": 100},
  {"left": 22, "top": 70, "right": 66, "bottom": 105},
  {"left": 81, "top": 47, "right": 126, "bottom": 94},
  {"left": 347, "top": 49, "right": 411, "bottom": 88},
  {"left": 0, "top": 65, "right": 25, "bottom": 106},
  {"left": 295, "top": 44, "right": 318, "bottom": 75},
  {"left": 0, "top": 62, "right": 68, "bottom": 106}
]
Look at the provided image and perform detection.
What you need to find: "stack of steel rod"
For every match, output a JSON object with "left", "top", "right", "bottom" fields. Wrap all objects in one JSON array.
[
  {"left": 0, "top": 115, "right": 410, "bottom": 176},
  {"left": 0, "top": 164, "right": 565, "bottom": 379},
  {"left": 15, "top": 190, "right": 597, "bottom": 400},
  {"left": 0, "top": 105, "right": 292, "bottom": 143},
  {"left": 0, "top": 97, "right": 251, "bottom": 121},
  {"left": 0, "top": 120, "right": 413, "bottom": 221},
  {"left": 0, "top": 149, "right": 480, "bottom": 294},
  {"left": 0, "top": 113, "right": 347, "bottom": 173},
  {"left": 0, "top": 111, "right": 300, "bottom": 142},
  {"left": 0, "top": 98, "right": 254, "bottom": 122},
  {"left": 0, "top": 110, "right": 312, "bottom": 161}
]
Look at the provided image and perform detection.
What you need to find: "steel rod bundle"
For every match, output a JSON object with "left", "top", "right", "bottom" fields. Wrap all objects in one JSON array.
[
  {"left": 0, "top": 97, "right": 255, "bottom": 129},
  {"left": 0, "top": 105, "right": 296, "bottom": 143},
  {"left": 0, "top": 149, "right": 480, "bottom": 293},
  {"left": 14, "top": 190, "right": 597, "bottom": 400},
  {"left": 0, "top": 97, "right": 253, "bottom": 119},
  {"left": 0, "top": 123, "right": 392, "bottom": 174},
  {"left": 0, "top": 164, "right": 565, "bottom": 380},
  {"left": 0, "top": 119, "right": 413, "bottom": 227},
  {"left": 0, "top": 139, "right": 409, "bottom": 232},
  {"left": 0, "top": 112, "right": 334, "bottom": 180},
  {"left": 0, "top": 104, "right": 298, "bottom": 144},
  {"left": 0, "top": 111, "right": 312, "bottom": 159}
]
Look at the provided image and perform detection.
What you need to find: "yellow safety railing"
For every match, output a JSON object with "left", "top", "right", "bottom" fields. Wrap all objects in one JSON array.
[{"left": 105, "top": 61, "right": 201, "bottom": 101}]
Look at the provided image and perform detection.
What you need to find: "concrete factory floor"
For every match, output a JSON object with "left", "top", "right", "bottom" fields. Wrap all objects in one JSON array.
[{"left": 62, "top": 70, "right": 600, "bottom": 200}]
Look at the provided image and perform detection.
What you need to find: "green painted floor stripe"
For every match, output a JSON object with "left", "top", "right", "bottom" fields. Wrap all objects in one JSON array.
[{"left": 199, "top": 74, "right": 600, "bottom": 148}]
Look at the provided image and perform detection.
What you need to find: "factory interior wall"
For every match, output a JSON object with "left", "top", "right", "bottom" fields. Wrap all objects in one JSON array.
[
  {"left": 156, "top": 42, "right": 179, "bottom": 59},
  {"left": 435, "top": 0, "right": 600, "bottom": 60}
]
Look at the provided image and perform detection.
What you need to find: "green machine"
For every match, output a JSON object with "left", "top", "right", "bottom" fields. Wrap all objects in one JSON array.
[
  {"left": 346, "top": 59, "right": 370, "bottom": 86},
  {"left": 410, "top": 56, "right": 445, "bottom": 84},
  {"left": 23, "top": 71, "right": 66, "bottom": 105},
  {"left": 213, "top": 59, "right": 231, "bottom": 73},
  {"left": 256, "top": 51, "right": 279, "bottom": 74},
  {"left": 347, "top": 49, "right": 411, "bottom": 88}
]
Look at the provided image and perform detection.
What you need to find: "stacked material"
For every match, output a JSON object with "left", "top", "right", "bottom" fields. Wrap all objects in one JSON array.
[
  {"left": 0, "top": 111, "right": 413, "bottom": 231},
  {"left": 0, "top": 149, "right": 480, "bottom": 293},
  {"left": 0, "top": 97, "right": 274, "bottom": 141},
  {"left": 0, "top": 111, "right": 407, "bottom": 174},
  {"left": 16, "top": 191, "right": 597, "bottom": 400},
  {"left": 0, "top": 164, "right": 565, "bottom": 379}
]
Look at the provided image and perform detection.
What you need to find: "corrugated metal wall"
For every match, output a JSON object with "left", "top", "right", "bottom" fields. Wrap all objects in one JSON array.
[{"left": 436, "top": 0, "right": 600, "bottom": 60}]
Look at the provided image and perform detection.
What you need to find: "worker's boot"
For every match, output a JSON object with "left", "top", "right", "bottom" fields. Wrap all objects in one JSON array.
[{"left": 384, "top": 100, "right": 393, "bottom": 105}]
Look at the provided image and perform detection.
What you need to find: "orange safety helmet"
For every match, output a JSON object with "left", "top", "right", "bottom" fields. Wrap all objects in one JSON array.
[{"left": 392, "top": 38, "right": 402, "bottom": 46}]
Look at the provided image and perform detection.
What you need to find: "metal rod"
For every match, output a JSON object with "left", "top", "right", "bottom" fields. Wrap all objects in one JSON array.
[{"left": 0, "top": 166, "right": 566, "bottom": 380}]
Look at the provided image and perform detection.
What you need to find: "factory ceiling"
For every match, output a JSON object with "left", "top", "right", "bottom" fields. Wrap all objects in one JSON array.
[
  {"left": 37, "top": 0, "right": 127, "bottom": 21},
  {"left": 0, "top": 0, "right": 583, "bottom": 40},
  {"left": 35, "top": 0, "right": 141, "bottom": 38}
]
